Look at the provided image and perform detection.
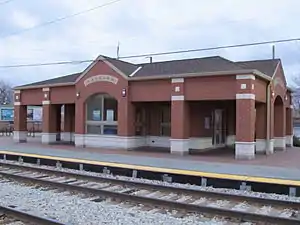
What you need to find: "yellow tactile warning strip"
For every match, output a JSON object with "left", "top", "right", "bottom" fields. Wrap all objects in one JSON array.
[{"left": 1, "top": 150, "right": 300, "bottom": 187}]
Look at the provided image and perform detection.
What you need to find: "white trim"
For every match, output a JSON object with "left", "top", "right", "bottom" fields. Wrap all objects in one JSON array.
[
  {"left": 290, "top": 105, "right": 294, "bottom": 109},
  {"left": 171, "top": 78, "right": 184, "bottom": 83},
  {"left": 271, "top": 61, "right": 281, "bottom": 79},
  {"left": 255, "top": 139, "right": 266, "bottom": 153},
  {"left": 170, "top": 139, "right": 189, "bottom": 155},
  {"left": 235, "top": 141, "right": 255, "bottom": 160},
  {"left": 13, "top": 131, "right": 27, "bottom": 143},
  {"left": 236, "top": 74, "right": 255, "bottom": 80},
  {"left": 41, "top": 133, "right": 58, "bottom": 144},
  {"left": 42, "top": 87, "right": 50, "bottom": 92},
  {"left": 75, "top": 134, "right": 146, "bottom": 149},
  {"left": 274, "top": 137, "right": 286, "bottom": 149},
  {"left": 14, "top": 90, "right": 21, "bottom": 94},
  {"left": 61, "top": 132, "right": 75, "bottom": 142},
  {"left": 240, "top": 84, "right": 247, "bottom": 89},
  {"left": 42, "top": 100, "right": 51, "bottom": 105},
  {"left": 171, "top": 95, "right": 184, "bottom": 101},
  {"left": 129, "top": 66, "right": 143, "bottom": 77},
  {"left": 146, "top": 136, "right": 170, "bottom": 148},
  {"left": 14, "top": 102, "right": 21, "bottom": 106},
  {"left": 189, "top": 137, "right": 213, "bottom": 149},
  {"left": 285, "top": 135, "right": 293, "bottom": 147},
  {"left": 236, "top": 93, "right": 255, "bottom": 100},
  {"left": 75, "top": 55, "right": 129, "bottom": 84}
]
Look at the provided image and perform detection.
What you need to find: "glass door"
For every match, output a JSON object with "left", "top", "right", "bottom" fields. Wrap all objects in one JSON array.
[{"left": 212, "top": 109, "right": 226, "bottom": 146}]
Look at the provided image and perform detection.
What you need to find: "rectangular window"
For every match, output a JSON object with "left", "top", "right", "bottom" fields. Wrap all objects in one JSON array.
[
  {"left": 86, "top": 94, "right": 118, "bottom": 135},
  {"left": 160, "top": 105, "right": 171, "bottom": 136}
]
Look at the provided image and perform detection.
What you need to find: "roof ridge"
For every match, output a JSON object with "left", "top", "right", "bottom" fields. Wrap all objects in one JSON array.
[
  {"left": 137, "top": 55, "right": 223, "bottom": 66},
  {"left": 101, "top": 55, "right": 136, "bottom": 66},
  {"left": 236, "top": 58, "right": 280, "bottom": 63}
]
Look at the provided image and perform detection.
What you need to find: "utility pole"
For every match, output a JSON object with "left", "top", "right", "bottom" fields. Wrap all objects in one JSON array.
[
  {"left": 146, "top": 56, "right": 153, "bottom": 63},
  {"left": 116, "top": 42, "right": 120, "bottom": 59}
]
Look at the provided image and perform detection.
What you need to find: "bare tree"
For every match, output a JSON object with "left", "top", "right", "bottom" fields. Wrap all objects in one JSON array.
[{"left": 0, "top": 80, "right": 13, "bottom": 105}]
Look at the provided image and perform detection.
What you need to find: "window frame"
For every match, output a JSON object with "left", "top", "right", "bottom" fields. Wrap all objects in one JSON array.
[
  {"left": 160, "top": 105, "right": 171, "bottom": 136},
  {"left": 85, "top": 94, "right": 118, "bottom": 135}
]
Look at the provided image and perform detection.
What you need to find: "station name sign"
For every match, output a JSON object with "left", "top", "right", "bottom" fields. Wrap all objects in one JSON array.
[{"left": 84, "top": 75, "right": 119, "bottom": 87}]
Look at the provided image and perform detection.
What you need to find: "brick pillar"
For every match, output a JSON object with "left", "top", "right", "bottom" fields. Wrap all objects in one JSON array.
[
  {"left": 118, "top": 98, "right": 135, "bottom": 137},
  {"left": 274, "top": 97, "right": 286, "bottom": 150},
  {"left": 74, "top": 98, "right": 85, "bottom": 147},
  {"left": 235, "top": 75, "right": 256, "bottom": 159},
  {"left": 42, "top": 103, "right": 59, "bottom": 144},
  {"left": 13, "top": 105, "right": 27, "bottom": 142},
  {"left": 62, "top": 104, "right": 75, "bottom": 142},
  {"left": 255, "top": 103, "right": 267, "bottom": 153},
  {"left": 170, "top": 78, "right": 190, "bottom": 155},
  {"left": 286, "top": 105, "right": 293, "bottom": 147}
]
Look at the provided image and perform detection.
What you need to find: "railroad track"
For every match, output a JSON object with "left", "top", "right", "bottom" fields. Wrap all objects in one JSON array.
[
  {"left": 0, "top": 204, "right": 64, "bottom": 225},
  {"left": 0, "top": 161, "right": 299, "bottom": 224}
]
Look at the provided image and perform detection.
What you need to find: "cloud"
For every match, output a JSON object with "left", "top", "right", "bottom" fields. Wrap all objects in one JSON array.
[
  {"left": 10, "top": 9, "right": 39, "bottom": 29},
  {"left": 0, "top": 0, "right": 300, "bottom": 86}
]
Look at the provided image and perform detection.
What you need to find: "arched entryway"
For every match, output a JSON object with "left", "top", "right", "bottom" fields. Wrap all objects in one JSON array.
[
  {"left": 274, "top": 95, "right": 286, "bottom": 150},
  {"left": 85, "top": 93, "right": 118, "bottom": 135}
]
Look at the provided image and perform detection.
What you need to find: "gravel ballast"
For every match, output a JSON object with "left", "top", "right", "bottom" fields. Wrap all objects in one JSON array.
[
  {"left": 0, "top": 179, "right": 239, "bottom": 225},
  {"left": 1, "top": 159, "right": 298, "bottom": 203}
]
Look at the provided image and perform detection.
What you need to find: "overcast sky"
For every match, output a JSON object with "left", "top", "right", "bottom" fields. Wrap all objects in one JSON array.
[{"left": 0, "top": 0, "right": 300, "bottom": 87}]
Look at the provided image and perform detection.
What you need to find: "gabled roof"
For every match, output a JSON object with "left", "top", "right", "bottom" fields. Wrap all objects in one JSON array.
[
  {"left": 16, "top": 55, "right": 280, "bottom": 89},
  {"left": 102, "top": 55, "right": 138, "bottom": 76},
  {"left": 236, "top": 59, "right": 280, "bottom": 77}
]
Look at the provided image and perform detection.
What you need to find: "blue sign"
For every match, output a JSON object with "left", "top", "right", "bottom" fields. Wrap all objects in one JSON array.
[{"left": 1, "top": 108, "right": 14, "bottom": 121}]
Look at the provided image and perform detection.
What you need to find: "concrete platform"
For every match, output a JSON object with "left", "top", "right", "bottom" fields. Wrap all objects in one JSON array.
[{"left": 1, "top": 137, "right": 300, "bottom": 185}]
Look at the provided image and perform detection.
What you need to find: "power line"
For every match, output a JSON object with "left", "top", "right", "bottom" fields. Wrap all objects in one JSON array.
[
  {"left": 0, "top": 36, "right": 300, "bottom": 68},
  {"left": 0, "top": 0, "right": 123, "bottom": 39},
  {"left": 119, "top": 37, "right": 300, "bottom": 59}
]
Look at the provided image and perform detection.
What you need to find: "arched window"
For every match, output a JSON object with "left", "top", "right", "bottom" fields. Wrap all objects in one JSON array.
[{"left": 86, "top": 94, "right": 118, "bottom": 135}]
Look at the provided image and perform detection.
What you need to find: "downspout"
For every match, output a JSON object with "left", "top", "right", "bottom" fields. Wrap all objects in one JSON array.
[{"left": 266, "top": 82, "right": 271, "bottom": 154}]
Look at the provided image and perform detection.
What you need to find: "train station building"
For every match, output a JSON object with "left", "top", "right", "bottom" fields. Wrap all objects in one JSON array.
[{"left": 12, "top": 55, "right": 293, "bottom": 159}]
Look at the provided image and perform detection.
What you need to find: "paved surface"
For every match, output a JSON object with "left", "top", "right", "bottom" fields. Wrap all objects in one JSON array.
[{"left": 1, "top": 137, "right": 300, "bottom": 181}]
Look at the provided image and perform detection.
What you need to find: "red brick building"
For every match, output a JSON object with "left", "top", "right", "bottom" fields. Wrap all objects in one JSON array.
[{"left": 13, "top": 55, "right": 293, "bottom": 159}]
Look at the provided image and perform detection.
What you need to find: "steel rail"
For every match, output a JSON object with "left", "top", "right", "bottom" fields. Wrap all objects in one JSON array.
[
  {"left": 0, "top": 205, "right": 65, "bottom": 225},
  {"left": 0, "top": 161, "right": 299, "bottom": 209},
  {"left": 0, "top": 163, "right": 299, "bottom": 224}
]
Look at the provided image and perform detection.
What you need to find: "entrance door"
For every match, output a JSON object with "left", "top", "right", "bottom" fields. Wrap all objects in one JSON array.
[
  {"left": 135, "top": 107, "right": 147, "bottom": 136},
  {"left": 212, "top": 109, "right": 226, "bottom": 146}
]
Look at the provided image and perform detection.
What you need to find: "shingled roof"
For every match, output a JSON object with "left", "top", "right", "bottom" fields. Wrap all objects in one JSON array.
[
  {"left": 19, "top": 72, "right": 81, "bottom": 87},
  {"left": 16, "top": 55, "right": 280, "bottom": 88},
  {"left": 236, "top": 59, "right": 280, "bottom": 77}
]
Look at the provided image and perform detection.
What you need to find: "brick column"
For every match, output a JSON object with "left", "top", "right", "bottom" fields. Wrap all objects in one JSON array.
[
  {"left": 74, "top": 98, "right": 85, "bottom": 147},
  {"left": 170, "top": 78, "right": 190, "bottom": 155},
  {"left": 255, "top": 103, "right": 267, "bottom": 153},
  {"left": 13, "top": 104, "right": 27, "bottom": 142},
  {"left": 117, "top": 91, "right": 138, "bottom": 149},
  {"left": 62, "top": 104, "right": 75, "bottom": 142},
  {"left": 274, "top": 97, "right": 286, "bottom": 150},
  {"left": 286, "top": 105, "right": 293, "bottom": 147},
  {"left": 235, "top": 75, "right": 256, "bottom": 159},
  {"left": 118, "top": 97, "right": 135, "bottom": 137},
  {"left": 42, "top": 102, "right": 59, "bottom": 144}
]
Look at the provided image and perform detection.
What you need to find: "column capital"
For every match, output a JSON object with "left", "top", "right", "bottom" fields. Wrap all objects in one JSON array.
[
  {"left": 236, "top": 93, "right": 255, "bottom": 100},
  {"left": 236, "top": 74, "right": 256, "bottom": 80},
  {"left": 42, "top": 87, "right": 50, "bottom": 92},
  {"left": 171, "top": 78, "right": 184, "bottom": 83}
]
